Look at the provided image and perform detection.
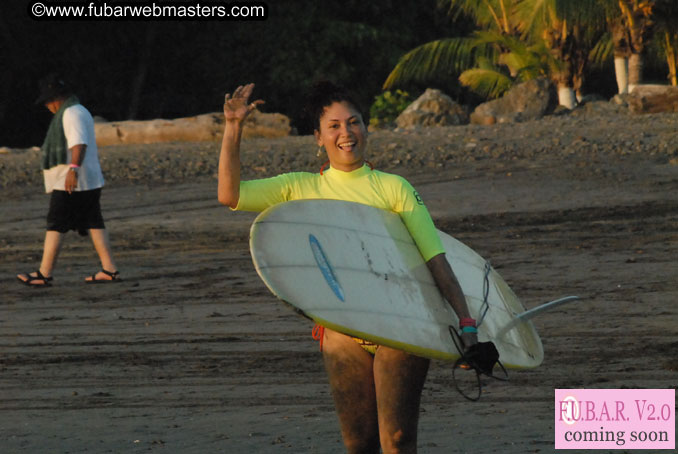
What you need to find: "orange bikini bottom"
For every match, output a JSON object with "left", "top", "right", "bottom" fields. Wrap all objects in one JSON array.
[{"left": 312, "top": 324, "right": 379, "bottom": 354}]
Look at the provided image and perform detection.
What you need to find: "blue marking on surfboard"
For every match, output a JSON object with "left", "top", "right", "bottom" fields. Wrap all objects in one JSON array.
[{"left": 309, "top": 234, "right": 345, "bottom": 302}]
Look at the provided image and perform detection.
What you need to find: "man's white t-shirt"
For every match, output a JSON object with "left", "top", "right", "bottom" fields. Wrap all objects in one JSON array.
[{"left": 43, "top": 104, "right": 105, "bottom": 193}]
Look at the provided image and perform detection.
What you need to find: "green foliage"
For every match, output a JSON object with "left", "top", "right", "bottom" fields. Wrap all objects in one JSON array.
[
  {"left": 383, "top": 37, "right": 478, "bottom": 90},
  {"left": 0, "top": 0, "right": 456, "bottom": 146},
  {"left": 458, "top": 33, "right": 555, "bottom": 98},
  {"left": 459, "top": 65, "right": 513, "bottom": 99},
  {"left": 385, "top": 0, "right": 613, "bottom": 101},
  {"left": 368, "top": 90, "right": 414, "bottom": 128},
  {"left": 589, "top": 32, "right": 615, "bottom": 67}
]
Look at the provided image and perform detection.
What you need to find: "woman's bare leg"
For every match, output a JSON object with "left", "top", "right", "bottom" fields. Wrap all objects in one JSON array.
[
  {"left": 322, "top": 328, "right": 380, "bottom": 454},
  {"left": 374, "top": 346, "right": 430, "bottom": 454}
]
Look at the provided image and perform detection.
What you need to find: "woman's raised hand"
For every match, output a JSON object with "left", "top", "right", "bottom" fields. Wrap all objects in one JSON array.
[{"left": 223, "top": 83, "right": 265, "bottom": 123}]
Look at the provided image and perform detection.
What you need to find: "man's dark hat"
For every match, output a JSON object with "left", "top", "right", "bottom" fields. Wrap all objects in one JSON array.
[{"left": 35, "top": 73, "right": 71, "bottom": 104}]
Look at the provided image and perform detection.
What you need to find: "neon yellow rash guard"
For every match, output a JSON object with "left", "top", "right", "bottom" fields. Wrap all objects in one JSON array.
[{"left": 234, "top": 164, "right": 445, "bottom": 261}]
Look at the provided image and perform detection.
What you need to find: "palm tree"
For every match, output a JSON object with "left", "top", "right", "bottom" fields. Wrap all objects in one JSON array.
[
  {"left": 382, "top": 36, "right": 480, "bottom": 91},
  {"left": 383, "top": 0, "right": 522, "bottom": 92},
  {"left": 659, "top": 29, "right": 678, "bottom": 86},
  {"left": 601, "top": 0, "right": 657, "bottom": 93},
  {"left": 653, "top": 0, "right": 678, "bottom": 85},
  {"left": 514, "top": 0, "right": 607, "bottom": 107},
  {"left": 384, "top": 0, "right": 608, "bottom": 109},
  {"left": 455, "top": 31, "right": 556, "bottom": 99},
  {"left": 593, "top": 1, "right": 678, "bottom": 92},
  {"left": 624, "top": 0, "right": 656, "bottom": 89}
]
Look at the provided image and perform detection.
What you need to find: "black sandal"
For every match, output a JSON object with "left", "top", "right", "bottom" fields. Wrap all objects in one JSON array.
[
  {"left": 17, "top": 270, "right": 53, "bottom": 287},
  {"left": 86, "top": 269, "right": 121, "bottom": 284}
]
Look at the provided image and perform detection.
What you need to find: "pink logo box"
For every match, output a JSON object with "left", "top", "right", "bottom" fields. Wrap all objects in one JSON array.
[{"left": 555, "top": 389, "right": 675, "bottom": 450}]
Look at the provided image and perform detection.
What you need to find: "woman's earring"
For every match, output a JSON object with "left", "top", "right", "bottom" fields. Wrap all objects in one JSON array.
[{"left": 317, "top": 146, "right": 324, "bottom": 157}]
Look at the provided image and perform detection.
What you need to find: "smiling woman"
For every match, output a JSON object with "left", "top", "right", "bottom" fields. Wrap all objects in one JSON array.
[
  {"left": 217, "top": 80, "right": 479, "bottom": 453},
  {"left": 314, "top": 100, "right": 366, "bottom": 172}
]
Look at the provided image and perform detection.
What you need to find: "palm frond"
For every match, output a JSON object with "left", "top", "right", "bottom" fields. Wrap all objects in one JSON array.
[
  {"left": 554, "top": 0, "right": 608, "bottom": 29},
  {"left": 383, "top": 37, "right": 477, "bottom": 89},
  {"left": 472, "top": 29, "right": 524, "bottom": 50},
  {"left": 500, "top": 51, "right": 541, "bottom": 78},
  {"left": 514, "top": 0, "right": 549, "bottom": 38},
  {"left": 446, "top": 0, "right": 512, "bottom": 30},
  {"left": 475, "top": 56, "right": 500, "bottom": 71},
  {"left": 459, "top": 67, "right": 513, "bottom": 98},
  {"left": 589, "top": 32, "right": 614, "bottom": 66},
  {"left": 516, "top": 0, "right": 607, "bottom": 42},
  {"left": 515, "top": 65, "right": 546, "bottom": 81}
]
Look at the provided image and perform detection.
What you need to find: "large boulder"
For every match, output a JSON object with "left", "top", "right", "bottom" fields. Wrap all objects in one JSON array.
[
  {"left": 396, "top": 88, "right": 468, "bottom": 128},
  {"left": 470, "top": 78, "right": 557, "bottom": 125},
  {"left": 94, "top": 110, "right": 291, "bottom": 146},
  {"left": 627, "top": 85, "right": 678, "bottom": 114}
]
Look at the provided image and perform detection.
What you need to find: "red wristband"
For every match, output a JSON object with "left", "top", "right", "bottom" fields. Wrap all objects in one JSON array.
[{"left": 459, "top": 317, "right": 477, "bottom": 328}]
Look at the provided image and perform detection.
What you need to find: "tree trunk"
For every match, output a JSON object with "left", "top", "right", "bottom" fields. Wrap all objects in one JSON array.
[
  {"left": 664, "top": 32, "right": 677, "bottom": 86},
  {"left": 609, "top": 9, "right": 633, "bottom": 94},
  {"left": 545, "top": 27, "right": 577, "bottom": 109},
  {"left": 625, "top": 0, "right": 654, "bottom": 91},
  {"left": 615, "top": 57, "right": 629, "bottom": 94},
  {"left": 557, "top": 84, "right": 576, "bottom": 109},
  {"left": 628, "top": 52, "right": 643, "bottom": 91}
]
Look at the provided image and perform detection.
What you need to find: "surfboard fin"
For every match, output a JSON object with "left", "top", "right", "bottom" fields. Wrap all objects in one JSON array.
[{"left": 496, "top": 296, "right": 581, "bottom": 339}]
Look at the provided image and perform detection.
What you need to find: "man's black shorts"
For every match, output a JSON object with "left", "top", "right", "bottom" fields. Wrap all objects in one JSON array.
[{"left": 47, "top": 189, "right": 106, "bottom": 236}]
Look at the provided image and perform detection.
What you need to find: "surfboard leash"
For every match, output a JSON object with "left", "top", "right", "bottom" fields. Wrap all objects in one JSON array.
[
  {"left": 447, "top": 260, "right": 505, "bottom": 401},
  {"left": 477, "top": 261, "right": 492, "bottom": 328},
  {"left": 448, "top": 326, "right": 509, "bottom": 401}
]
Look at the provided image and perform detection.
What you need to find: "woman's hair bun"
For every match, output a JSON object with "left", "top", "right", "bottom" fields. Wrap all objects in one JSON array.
[{"left": 304, "top": 79, "right": 363, "bottom": 131}]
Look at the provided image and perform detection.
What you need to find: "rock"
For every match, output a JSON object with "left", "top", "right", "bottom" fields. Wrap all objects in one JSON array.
[
  {"left": 627, "top": 85, "right": 678, "bottom": 114},
  {"left": 470, "top": 78, "right": 557, "bottom": 125},
  {"left": 497, "top": 112, "right": 522, "bottom": 123},
  {"left": 94, "top": 110, "right": 291, "bottom": 146},
  {"left": 368, "top": 122, "right": 395, "bottom": 132},
  {"left": 610, "top": 94, "right": 630, "bottom": 107},
  {"left": 552, "top": 105, "right": 573, "bottom": 116},
  {"left": 580, "top": 100, "right": 627, "bottom": 116},
  {"left": 396, "top": 89, "right": 468, "bottom": 129},
  {"left": 469, "top": 112, "right": 496, "bottom": 125},
  {"left": 578, "top": 93, "right": 606, "bottom": 104}
]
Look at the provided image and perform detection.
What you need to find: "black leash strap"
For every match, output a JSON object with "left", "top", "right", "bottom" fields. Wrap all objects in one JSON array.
[
  {"left": 449, "top": 326, "right": 509, "bottom": 401},
  {"left": 477, "top": 261, "right": 492, "bottom": 327}
]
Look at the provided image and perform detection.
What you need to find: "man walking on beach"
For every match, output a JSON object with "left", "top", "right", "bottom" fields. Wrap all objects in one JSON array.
[{"left": 17, "top": 73, "right": 120, "bottom": 286}]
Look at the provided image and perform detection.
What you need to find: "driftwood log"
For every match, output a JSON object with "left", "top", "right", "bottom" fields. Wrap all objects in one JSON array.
[
  {"left": 94, "top": 110, "right": 291, "bottom": 146},
  {"left": 628, "top": 85, "right": 678, "bottom": 114}
]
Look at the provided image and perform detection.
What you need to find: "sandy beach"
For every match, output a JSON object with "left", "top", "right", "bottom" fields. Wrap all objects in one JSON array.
[{"left": 1, "top": 108, "right": 677, "bottom": 453}]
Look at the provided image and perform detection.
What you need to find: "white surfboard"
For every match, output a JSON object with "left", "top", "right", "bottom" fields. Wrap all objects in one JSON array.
[{"left": 249, "top": 199, "right": 543, "bottom": 369}]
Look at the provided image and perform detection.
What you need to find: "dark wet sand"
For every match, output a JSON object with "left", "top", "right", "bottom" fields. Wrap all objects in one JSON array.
[{"left": 1, "top": 114, "right": 677, "bottom": 453}]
